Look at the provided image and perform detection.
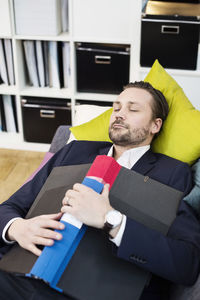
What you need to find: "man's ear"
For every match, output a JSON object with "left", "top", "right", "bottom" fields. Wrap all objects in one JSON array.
[{"left": 151, "top": 118, "right": 162, "bottom": 135}]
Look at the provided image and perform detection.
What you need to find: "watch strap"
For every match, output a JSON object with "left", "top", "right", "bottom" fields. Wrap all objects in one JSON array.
[{"left": 103, "top": 221, "right": 114, "bottom": 238}]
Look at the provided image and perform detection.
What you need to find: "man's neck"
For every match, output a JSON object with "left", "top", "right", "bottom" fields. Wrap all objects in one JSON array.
[{"left": 113, "top": 144, "right": 150, "bottom": 161}]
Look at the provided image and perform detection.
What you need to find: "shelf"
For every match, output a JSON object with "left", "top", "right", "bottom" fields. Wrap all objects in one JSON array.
[
  {"left": 0, "top": 0, "right": 199, "bottom": 151},
  {"left": 20, "top": 86, "right": 72, "bottom": 99},
  {"left": 73, "top": 37, "right": 132, "bottom": 45},
  {"left": 0, "top": 132, "right": 50, "bottom": 152},
  {"left": 0, "top": 84, "right": 18, "bottom": 95},
  {"left": 75, "top": 92, "right": 116, "bottom": 102},
  {"left": 14, "top": 32, "right": 71, "bottom": 42},
  {"left": 0, "top": 34, "right": 12, "bottom": 39}
]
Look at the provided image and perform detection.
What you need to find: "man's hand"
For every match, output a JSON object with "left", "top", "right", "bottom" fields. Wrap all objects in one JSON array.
[
  {"left": 61, "top": 183, "right": 112, "bottom": 229},
  {"left": 7, "top": 212, "right": 65, "bottom": 256}
]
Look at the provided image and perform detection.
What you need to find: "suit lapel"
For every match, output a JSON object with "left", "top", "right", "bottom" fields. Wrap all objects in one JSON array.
[
  {"left": 83, "top": 142, "right": 157, "bottom": 176},
  {"left": 82, "top": 142, "right": 112, "bottom": 163},
  {"left": 132, "top": 149, "right": 157, "bottom": 175},
  {"left": 98, "top": 144, "right": 112, "bottom": 156}
]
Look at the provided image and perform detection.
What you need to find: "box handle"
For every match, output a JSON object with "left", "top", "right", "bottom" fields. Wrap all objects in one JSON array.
[
  {"left": 161, "top": 25, "right": 179, "bottom": 35},
  {"left": 40, "top": 109, "right": 55, "bottom": 118},
  {"left": 95, "top": 55, "right": 111, "bottom": 64}
]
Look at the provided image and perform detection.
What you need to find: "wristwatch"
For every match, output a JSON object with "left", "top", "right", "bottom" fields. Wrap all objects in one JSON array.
[{"left": 103, "top": 210, "right": 123, "bottom": 237}]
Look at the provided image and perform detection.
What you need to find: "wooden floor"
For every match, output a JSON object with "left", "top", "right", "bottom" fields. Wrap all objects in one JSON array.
[{"left": 0, "top": 149, "right": 45, "bottom": 204}]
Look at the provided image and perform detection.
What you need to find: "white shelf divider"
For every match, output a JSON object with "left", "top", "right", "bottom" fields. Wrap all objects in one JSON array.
[{"left": 20, "top": 86, "right": 72, "bottom": 99}]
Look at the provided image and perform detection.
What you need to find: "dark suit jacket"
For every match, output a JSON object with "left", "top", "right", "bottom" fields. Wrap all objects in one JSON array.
[{"left": 0, "top": 141, "right": 200, "bottom": 300}]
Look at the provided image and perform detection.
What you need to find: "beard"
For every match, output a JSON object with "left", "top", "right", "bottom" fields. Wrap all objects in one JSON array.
[{"left": 109, "top": 120, "right": 151, "bottom": 146}]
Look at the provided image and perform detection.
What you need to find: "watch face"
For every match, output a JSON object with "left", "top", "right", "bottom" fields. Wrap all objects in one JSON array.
[{"left": 106, "top": 210, "right": 122, "bottom": 227}]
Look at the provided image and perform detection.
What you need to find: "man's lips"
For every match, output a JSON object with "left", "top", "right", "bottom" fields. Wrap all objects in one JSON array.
[{"left": 112, "top": 123, "right": 128, "bottom": 129}]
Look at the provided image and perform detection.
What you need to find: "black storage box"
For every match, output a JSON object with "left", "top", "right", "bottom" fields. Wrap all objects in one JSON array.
[
  {"left": 76, "top": 42, "right": 130, "bottom": 94},
  {"left": 140, "top": 15, "right": 200, "bottom": 70},
  {"left": 21, "top": 97, "right": 71, "bottom": 143}
]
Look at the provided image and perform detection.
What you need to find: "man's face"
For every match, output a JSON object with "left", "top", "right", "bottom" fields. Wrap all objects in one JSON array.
[{"left": 109, "top": 87, "right": 160, "bottom": 147}]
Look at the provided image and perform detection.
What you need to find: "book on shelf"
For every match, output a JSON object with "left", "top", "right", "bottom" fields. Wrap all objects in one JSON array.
[
  {"left": 0, "top": 39, "right": 9, "bottom": 85},
  {"left": 4, "top": 39, "right": 15, "bottom": 85},
  {"left": 62, "top": 42, "right": 70, "bottom": 88},
  {"left": 0, "top": 72, "right": 3, "bottom": 84},
  {"left": 35, "top": 40, "right": 45, "bottom": 88},
  {"left": 0, "top": 39, "right": 15, "bottom": 86},
  {"left": 43, "top": 41, "right": 49, "bottom": 87},
  {"left": 48, "top": 41, "right": 61, "bottom": 89},
  {"left": 23, "top": 40, "right": 70, "bottom": 89},
  {"left": 57, "top": 42, "right": 64, "bottom": 88},
  {"left": 11, "top": 96, "right": 18, "bottom": 132},
  {"left": 3, "top": 95, "right": 16, "bottom": 132},
  {"left": 23, "top": 40, "right": 40, "bottom": 87},
  {"left": 0, "top": 95, "right": 6, "bottom": 131},
  {"left": 0, "top": 95, "right": 18, "bottom": 132}
]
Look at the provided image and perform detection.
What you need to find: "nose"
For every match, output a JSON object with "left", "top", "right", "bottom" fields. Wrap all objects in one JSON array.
[{"left": 115, "top": 108, "right": 126, "bottom": 120}]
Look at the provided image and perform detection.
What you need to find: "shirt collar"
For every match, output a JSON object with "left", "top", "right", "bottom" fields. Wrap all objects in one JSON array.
[{"left": 107, "top": 145, "right": 150, "bottom": 169}]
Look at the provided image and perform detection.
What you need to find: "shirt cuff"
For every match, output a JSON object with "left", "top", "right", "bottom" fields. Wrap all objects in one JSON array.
[
  {"left": 2, "top": 217, "right": 22, "bottom": 244},
  {"left": 109, "top": 215, "right": 127, "bottom": 247}
]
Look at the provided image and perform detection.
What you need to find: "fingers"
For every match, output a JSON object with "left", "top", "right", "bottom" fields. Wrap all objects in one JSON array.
[
  {"left": 8, "top": 214, "right": 67, "bottom": 257},
  {"left": 62, "top": 182, "right": 110, "bottom": 209},
  {"left": 61, "top": 204, "right": 73, "bottom": 214},
  {"left": 73, "top": 183, "right": 84, "bottom": 191},
  {"left": 37, "top": 217, "right": 65, "bottom": 231},
  {"left": 63, "top": 189, "right": 80, "bottom": 207},
  {"left": 40, "top": 212, "right": 63, "bottom": 220},
  {"left": 62, "top": 195, "right": 73, "bottom": 206},
  {"left": 26, "top": 234, "right": 57, "bottom": 257},
  {"left": 102, "top": 184, "right": 110, "bottom": 197},
  {"left": 62, "top": 196, "right": 69, "bottom": 206},
  {"left": 28, "top": 219, "right": 64, "bottom": 252},
  {"left": 28, "top": 244, "right": 42, "bottom": 257},
  {"left": 38, "top": 227, "right": 63, "bottom": 241},
  {"left": 66, "top": 182, "right": 110, "bottom": 196},
  {"left": 73, "top": 183, "right": 94, "bottom": 193},
  {"left": 26, "top": 220, "right": 64, "bottom": 256}
]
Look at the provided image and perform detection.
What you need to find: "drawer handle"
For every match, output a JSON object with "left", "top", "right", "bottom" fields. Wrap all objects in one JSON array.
[
  {"left": 95, "top": 55, "right": 111, "bottom": 64},
  {"left": 40, "top": 109, "right": 55, "bottom": 118},
  {"left": 161, "top": 25, "right": 179, "bottom": 35}
]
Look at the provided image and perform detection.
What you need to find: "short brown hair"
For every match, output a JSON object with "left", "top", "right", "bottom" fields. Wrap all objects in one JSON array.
[{"left": 123, "top": 81, "right": 169, "bottom": 127}]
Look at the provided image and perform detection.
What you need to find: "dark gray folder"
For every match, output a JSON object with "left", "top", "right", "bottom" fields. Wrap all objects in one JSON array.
[{"left": 0, "top": 164, "right": 183, "bottom": 300}]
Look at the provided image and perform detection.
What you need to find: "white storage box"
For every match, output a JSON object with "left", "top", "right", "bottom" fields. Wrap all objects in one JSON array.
[
  {"left": 0, "top": 0, "right": 12, "bottom": 36},
  {"left": 14, "top": 0, "right": 62, "bottom": 36},
  {"left": 72, "top": 0, "right": 135, "bottom": 42}
]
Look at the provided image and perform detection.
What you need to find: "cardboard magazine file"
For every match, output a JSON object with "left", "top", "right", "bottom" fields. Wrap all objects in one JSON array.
[
  {"left": 0, "top": 163, "right": 183, "bottom": 300},
  {"left": 27, "top": 156, "right": 122, "bottom": 291}
]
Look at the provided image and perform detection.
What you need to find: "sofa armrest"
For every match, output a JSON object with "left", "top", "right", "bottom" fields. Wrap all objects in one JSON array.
[
  {"left": 170, "top": 273, "right": 200, "bottom": 300},
  {"left": 49, "top": 125, "right": 71, "bottom": 153},
  {"left": 24, "top": 126, "right": 71, "bottom": 184}
]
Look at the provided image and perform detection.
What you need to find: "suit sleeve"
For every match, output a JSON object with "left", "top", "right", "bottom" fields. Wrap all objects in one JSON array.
[
  {"left": 116, "top": 162, "right": 200, "bottom": 286},
  {"left": 0, "top": 142, "right": 74, "bottom": 247}
]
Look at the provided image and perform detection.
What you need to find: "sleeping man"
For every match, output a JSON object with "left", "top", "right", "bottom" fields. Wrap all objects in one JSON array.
[{"left": 0, "top": 81, "right": 199, "bottom": 300}]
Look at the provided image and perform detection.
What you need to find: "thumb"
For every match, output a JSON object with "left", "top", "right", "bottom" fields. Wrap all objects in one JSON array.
[
  {"left": 53, "top": 212, "right": 63, "bottom": 220},
  {"left": 102, "top": 183, "right": 110, "bottom": 197}
]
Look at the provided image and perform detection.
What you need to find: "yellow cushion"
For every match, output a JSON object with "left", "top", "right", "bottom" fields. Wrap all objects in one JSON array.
[
  {"left": 70, "top": 108, "right": 113, "bottom": 142},
  {"left": 70, "top": 60, "right": 200, "bottom": 165},
  {"left": 144, "top": 59, "right": 200, "bottom": 165}
]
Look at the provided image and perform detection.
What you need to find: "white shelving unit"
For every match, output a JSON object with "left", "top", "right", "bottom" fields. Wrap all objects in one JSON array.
[{"left": 0, "top": 0, "right": 199, "bottom": 151}]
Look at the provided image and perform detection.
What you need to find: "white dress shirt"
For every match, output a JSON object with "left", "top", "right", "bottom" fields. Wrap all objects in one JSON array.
[
  {"left": 107, "top": 145, "right": 150, "bottom": 246},
  {"left": 3, "top": 144, "right": 150, "bottom": 247}
]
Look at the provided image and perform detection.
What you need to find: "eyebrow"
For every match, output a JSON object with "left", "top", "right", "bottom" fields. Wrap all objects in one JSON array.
[{"left": 113, "top": 101, "right": 140, "bottom": 105}]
